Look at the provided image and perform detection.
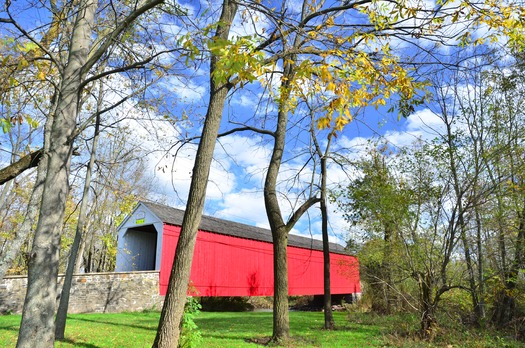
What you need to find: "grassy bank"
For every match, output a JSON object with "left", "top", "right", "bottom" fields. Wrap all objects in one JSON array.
[{"left": 0, "top": 311, "right": 521, "bottom": 347}]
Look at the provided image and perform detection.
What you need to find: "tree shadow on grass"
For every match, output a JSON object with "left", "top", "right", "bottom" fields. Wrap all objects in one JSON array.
[
  {"left": 245, "top": 336, "right": 319, "bottom": 347},
  {"left": 0, "top": 324, "right": 19, "bottom": 332},
  {"left": 57, "top": 338, "right": 100, "bottom": 348},
  {"left": 68, "top": 316, "right": 157, "bottom": 332},
  {"left": 195, "top": 314, "right": 273, "bottom": 332},
  {"left": 245, "top": 336, "right": 271, "bottom": 346}
]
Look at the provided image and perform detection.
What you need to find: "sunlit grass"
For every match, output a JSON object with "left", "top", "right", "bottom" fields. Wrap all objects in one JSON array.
[
  {"left": 0, "top": 311, "right": 382, "bottom": 347},
  {"left": 0, "top": 310, "right": 522, "bottom": 347}
]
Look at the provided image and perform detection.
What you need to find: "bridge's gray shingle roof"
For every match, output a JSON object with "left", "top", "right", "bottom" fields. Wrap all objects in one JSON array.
[{"left": 140, "top": 201, "right": 348, "bottom": 255}]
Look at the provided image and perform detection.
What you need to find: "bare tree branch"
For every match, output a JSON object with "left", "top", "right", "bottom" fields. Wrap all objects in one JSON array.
[
  {"left": 0, "top": 149, "right": 43, "bottom": 185},
  {"left": 82, "top": 0, "right": 165, "bottom": 74},
  {"left": 285, "top": 196, "right": 321, "bottom": 231},
  {"left": 218, "top": 125, "right": 275, "bottom": 138}
]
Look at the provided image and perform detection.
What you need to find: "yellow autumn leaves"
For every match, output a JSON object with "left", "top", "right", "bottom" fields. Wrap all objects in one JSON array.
[{"left": 190, "top": 0, "right": 525, "bottom": 135}]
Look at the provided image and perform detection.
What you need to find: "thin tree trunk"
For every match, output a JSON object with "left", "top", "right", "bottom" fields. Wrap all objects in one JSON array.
[
  {"left": 152, "top": 2, "right": 237, "bottom": 347},
  {"left": 311, "top": 126, "right": 335, "bottom": 329},
  {"left": 75, "top": 231, "right": 87, "bottom": 273},
  {"left": 55, "top": 100, "right": 102, "bottom": 340},
  {"left": 86, "top": 230, "right": 96, "bottom": 273},
  {"left": 263, "top": 67, "right": 320, "bottom": 341},
  {"left": 320, "top": 153, "right": 334, "bottom": 329},
  {"left": 474, "top": 208, "right": 485, "bottom": 320},
  {"left": 0, "top": 111, "right": 54, "bottom": 281},
  {"left": 16, "top": 2, "right": 96, "bottom": 346},
  {"left": 459, "top": 214, "right": 481, "bottom": 323},
  {"left": 491, "top": 198, "right": 525, "bottom": 326},
  {"left": 0, "top": 179, "right": 14, "bottom": 210},
  {"left": 444, "top": 113, "right": 481, "bottom": 324}
]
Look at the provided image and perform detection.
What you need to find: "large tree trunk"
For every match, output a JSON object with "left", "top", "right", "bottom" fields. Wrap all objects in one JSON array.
[
  {"left": 417, "top": 272, "right": 436, "bottom": 338},
  {"left": 272, "top": 228, "right": 290, "bottom": 340},
  {"left": 16, "top": 2, "right": 96, "bottom": 346},
  {"left": 152, "top": 2, "right": 237, "bottom": 347},
  {"left": 264, "top": 60, "right": 294, "bottom": 342}
]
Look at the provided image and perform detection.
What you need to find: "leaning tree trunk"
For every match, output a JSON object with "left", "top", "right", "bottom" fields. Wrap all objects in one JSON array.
[
  {"left": 16, "top": 2, "right": 96, "bottom": 346},
  {"left": 152, "top": 2, "right": 237, "bottom": 347}
]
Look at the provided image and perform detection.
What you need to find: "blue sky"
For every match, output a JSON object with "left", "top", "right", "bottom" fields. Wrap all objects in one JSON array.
[
  {"left": 0, "top": 0, "right": 513, "bottom": 246},
  {"left": 130, "top": 0, "right": 467, "bottom": 245},
  {"left": 137, "top": 78, "right": 445, "bottom": 246}
]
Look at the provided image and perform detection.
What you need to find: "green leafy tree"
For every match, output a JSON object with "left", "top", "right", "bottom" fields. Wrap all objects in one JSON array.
[{"left": 335, "top": 148, "right": 412, "bottom": 313}]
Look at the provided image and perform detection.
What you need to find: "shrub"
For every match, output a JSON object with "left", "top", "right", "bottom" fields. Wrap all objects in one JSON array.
[
  {"left": 200, "top": 296, "right": 254, "bottom": 312},
  {"left": 179, "top": 297, "right": 202, "bottom": 348}
]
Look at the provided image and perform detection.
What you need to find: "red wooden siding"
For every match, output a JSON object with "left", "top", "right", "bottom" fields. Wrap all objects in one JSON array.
[{"left": 159, "top": 223, "right": 360, "bottom": 296}]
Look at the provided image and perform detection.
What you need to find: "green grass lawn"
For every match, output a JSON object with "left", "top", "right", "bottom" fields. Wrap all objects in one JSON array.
[
  {"left": 0, "top": 311, "right": 380, "bottom": 348},
  {"left": 0, "top": 311, "right": 522, "bottom": 347}
]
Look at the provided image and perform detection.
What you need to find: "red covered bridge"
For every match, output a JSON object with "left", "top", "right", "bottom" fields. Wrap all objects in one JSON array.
[{"left": 115, "top": 201, "right": 360, "bottom": 297}]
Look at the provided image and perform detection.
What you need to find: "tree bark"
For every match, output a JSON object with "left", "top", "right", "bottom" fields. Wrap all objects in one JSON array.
[
  {"left": 152, "top": 2, "right": 237, "bottom": 347},
  {"left": 264, "top": 59, "right": 294, "bottom": 342},
  {"left": 14, "top": 0, "right": 163, "bottom": 344},
  {"left": 55, "top": 100, "right": 101, "bottom": 340},
  {"left": 320, "top": 152, "right": 335, "bottom": 329},
  {"left": 0, "top": 149, "right": 43, "bottom": 186},
  {"left": 311, "top": 124, "right": 335, "bottom": 329},
  {"left": 491, "top": 198, "right": 525, "bottom": 326},
  {"left": 271, "top": 228, "right": 290, "bottom": 341},
  {"left": 0, "top": 107, "right": 54, "bottom": 281},
  {"left": 16, "top": 1, "right": 96, "bottom": 346},
  {"left": 417, "top": 272, "right": 436, "bottom": 337}
]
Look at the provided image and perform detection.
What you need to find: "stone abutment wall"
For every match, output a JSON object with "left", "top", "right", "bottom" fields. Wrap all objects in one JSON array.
[{"left": 0, "top": 271, "right": 163, "bottom": 314}]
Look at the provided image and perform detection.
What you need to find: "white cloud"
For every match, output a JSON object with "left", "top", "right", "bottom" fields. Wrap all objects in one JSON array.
[
  {"left": 149, "top": 139, "right": 239, "bottom": 204},
  {"left": 215, "top": 134, "right": 271, "bottom": 185},
  {"left": 230, "top": 4, "right": 272, "bottom": 39},
  {"left": 231, "top": 93, "right": 259, "bottom": 108},
  {"left": 380, "top": 108, "right": 444, "bottom": 147},
  {"left": 214, "top": 188, "right": 268, "bottom": 227},
  {"left": 406, "top": 108, "right": 443, "bottom": 132},
  {"left": 160, "top": 76, "right": 207, "bottom": 103}
]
